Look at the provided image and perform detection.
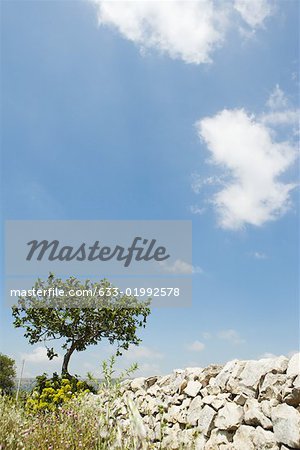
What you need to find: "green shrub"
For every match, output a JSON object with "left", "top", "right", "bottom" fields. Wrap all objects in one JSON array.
[
  {"left": 0, "top": 353, "right": 16, "bottom": 395},
  {"left": 26, "top": 373, "right": 95, "bottom": 412}
]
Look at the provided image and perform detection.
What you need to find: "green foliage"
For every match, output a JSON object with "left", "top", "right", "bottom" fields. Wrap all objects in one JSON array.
[
  {"left": 0, "top": 356, "right": 197, "bottom": 450},
  {"left": 0, "top": 353, "right": 16, "bottom": 395},
  {"left": 26, "top": 373, "right": 95, "bottom": 413},
  {"left": 100, "top": 354, "right": 138, "bottom": 392},
  {"left": 12, "top": 274, "right": 151, "bottom": 375}
]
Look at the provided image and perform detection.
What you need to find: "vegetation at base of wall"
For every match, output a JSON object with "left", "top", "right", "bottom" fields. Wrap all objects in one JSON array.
[
  {"left": 0, "top": 356, "right": 195, "bottom": 450},
  {"left": 0, "top": 353, "right": 16, "bottom": 395},
  {"left": 25, "top": 372, "right": 96, "bottom": 413}
]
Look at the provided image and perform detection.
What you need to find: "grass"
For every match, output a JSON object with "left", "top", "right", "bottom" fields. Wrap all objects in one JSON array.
[
  {"left": 0, "top": 357, "right": 200, "bottom": 449},
  {"left": 0, "top": 393, "right": 198, "bottom": 450}
]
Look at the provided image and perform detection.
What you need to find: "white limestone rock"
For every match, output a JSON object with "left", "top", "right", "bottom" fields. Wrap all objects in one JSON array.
[
  {"left": 198, "top": 364, "right": 223, "bottom": 387},
  {"left": 244, "top": 398, "right": 273, "bottom": 429},
  {"left": 206, "top": 377, "right": 221, "bottom": 395},
  {"left": 234, "top": 393, "right": 249, "bottom": 406},
  {"left": 186, "top": 396, "right": 203, "bottom": 426},
  {"left": 204, "top": 429, "right": 233, "bottom": 449},
  {"left": 145, "top": 376, "right": 158, "bottom": 389},
  {"left": 233, "top": 425, "right": 279, "bottom": 450},
  {"left": 184, "top": 380, "right": 202, "bottom": 397},
  {"left": 287, "top": 353, "right": 300, "bottom": 378},
  {"left": 215, "top": 402, "right": 244, "bottom": 431},
  {"left": 259, "top": 373, "right": 287, "bottom": 401},
  {"left": 252, "top": 427, "right": 279, "bottom": 450},
  {"left": 214, "top": 359, "right": 245, "bottom": 391},
  {"left": 185, "top": 367, "right": 204, "bottom": 381},
  {"left": 283, "top": 386, "right": 300, "bottom": 407},
  {"left": 131, "top": 377, "right": 146, "bottom": 392},
  {"left": 202, "top": 393, "right": 230, "bottom": 410},
  {"left": 239, "top": 356, "right": 288, "bottom": 391},
  {"left": 194, "top": 434, "right": 207, "bottom": 450},
  {"left": 233, "top": 425, "right": 255, "bottom": 449},
  {"left": 196, "top": 404, "right": 216, "bottom": 436},
  {"left": 271, "top": 403, "right": 300, "bottom": 448},
  {"left": 293, "top": 374, "right": 300, "bottom": 389}
]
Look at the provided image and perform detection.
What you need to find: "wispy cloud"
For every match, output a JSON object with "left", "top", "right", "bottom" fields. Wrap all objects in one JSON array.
[
  {"left": 217, "top": 329, "right": 245, "bottom": 345},
  {"left": 21, "top": 346, "right": 62, "bottom": 364},
  {"left": 190, "top": 205, "right": 206, "bottom": 216},
  {"left": 202, "top": 332, "right": 212, "bottom": 340},
  {"left": 186, "top": 340, "right": 206, "bottom": 352},
  {"left": 90, "top": 1, "right": 275, "bottom": 65},
  {"left": 124, "top": 345, "right": 164, "bottom": 361},
  {"left": 191, "top": 174, "right": 225, "bottom": 194},
  {"left": 136, "top": 362, "right": 162, "bottom": 377},
  {"left": 234, "top": 0, "right": 274, "bottom": 29},
  {"left": 250, "top": 251, "right": 268, "bottom": 260},
  {"left": 260, "top": 352, "right": 278, "bottom": 359},
  {"left": 260, "top": 84, "right": 299, "bottom": 128},
  {"left": 159, "top": 259, "right": 204, "bottom": 275}
]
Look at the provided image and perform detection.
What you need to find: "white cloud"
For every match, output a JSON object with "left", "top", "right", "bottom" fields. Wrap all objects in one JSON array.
[
  {"left": 261, "top": 110, "right": 299, "bottom": 127},
  {"left": 250, "top": 251, "right": 267, "bottom": 259},
  {"left": 260, "top": 352, "right": 278, "bottom": 359},
  {"left": 136, "top": 362, "right": 162, "bottom": 377},
  {"left": 160, "top": 258, "right": 203, "bottom": 275},
  {"left": 196, "top": 106, "right": 297, "bottom": 230},
  {"left": 124, "top": 345, "right": 164, "bottom": 360},
  {"left": 90, "top": 1, "right": 275, "bottom": 65},
  {"left": 234, "top": 0, "right": 273, "bottom": 28},
  {"left": 21, "top": 346, "right": 62, "bottom": 364},
  {"left": 261, "top": 85, "right": 299, "bottom": 127},
  {"left": 217, "top": 329, "right": 245, "bottom": 344},
  {"left": 192, "top": 265, "right": 204, "bottom": 275},
  {"left": 191, "top": 174, "right": 224, "bottom": 194},
  {"left": 202, "top": 331, "right": 212, "bottom": 340},
  {"left": 190, "top": 205, "right": 206, "bottom": 215},
  {"left": 187, "top": 340, "right": 206, "bottom": 352},
  {"left": 266, "top": 84, "right": 288, "bottom": 110},
  {"left": 91, "top": 1, "right": 226, "bottom": 64}
]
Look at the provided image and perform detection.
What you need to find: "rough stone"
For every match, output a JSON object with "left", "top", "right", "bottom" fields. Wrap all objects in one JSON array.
[
  {"left": 293, "top": 374, "right": 300, "bottom": 389},
  {"left": 196, "top": 404, "right": 216, "bottom": 436},
  {"left": 194, "top": 434, "right": 207, "bottom": 450},
  {"left": 215, "top": 402, "right": 244, "bottom": 431},
  {"left": 287, "top": 353, "right": 300, "bottom": 378},
  {"left": 234, "top": 392, "right": 249, "bottom": 406},
  {"left": 260, "top": 373, "right": 286, "bottom": 401},
  {"left": 283, "top": 386, "right": 300, "bottom": 407},
  {"left": 233, "top": 425, "right": 255, "bottom": 449},
  {"left": 202, "top": 393, "right": 230, "bottom": 410},
  {"left": 205, "top": 429, "right": 233, "bottom": 449},
  {"left": 272, "top": 403, "right": 300, "bottom": 448},
  {"left": 184, "top": 380, "right": 202, "bottom": 397},
  {"left": 239, "top": 356, "right": 288, "bottom": 391},
  {"left": 145, "top": 376, "right": 158, "bottom": 389},
  {"left": 131, "top": 377, "right": 145, "bottom": 392},
  {"left": 244, "top": 398, "right": 273, "bottom": 429},
  {"left": 88, "top": 354, "right": 298, "bottom": 450},
  {"left": 186, "top": 396, "right": 203, "bottom": 426},
  {"left": 252, "top": 427, "right": 279, "bottom": 450}
]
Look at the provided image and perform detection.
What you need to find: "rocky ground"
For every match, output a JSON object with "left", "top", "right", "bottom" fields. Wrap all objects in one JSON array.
[{"left": 92, "top": 353, "right": 300, "bottom": 449}]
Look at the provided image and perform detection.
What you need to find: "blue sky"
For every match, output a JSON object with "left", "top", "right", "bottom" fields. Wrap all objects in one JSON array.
[{"left": 1, "top": 0, "right": 299, "bottom": 378}]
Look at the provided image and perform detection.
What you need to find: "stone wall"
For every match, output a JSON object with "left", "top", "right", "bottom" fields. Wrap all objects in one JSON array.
[{"left": 94, "top": 353, "right": 300, "bottom": 449}]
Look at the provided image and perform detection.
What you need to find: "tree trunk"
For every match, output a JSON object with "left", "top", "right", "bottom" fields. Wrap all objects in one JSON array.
[{"left": 62, "top": 342, "right": 76, "bottom": 376}]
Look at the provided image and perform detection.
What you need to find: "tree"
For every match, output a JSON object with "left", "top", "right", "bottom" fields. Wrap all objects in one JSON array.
[
  {"left": 12, "top": 275, "right": 151, "bottom": 376},
  {"left": 0, "top": 353, "right": 16, "bottom": 394}
]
